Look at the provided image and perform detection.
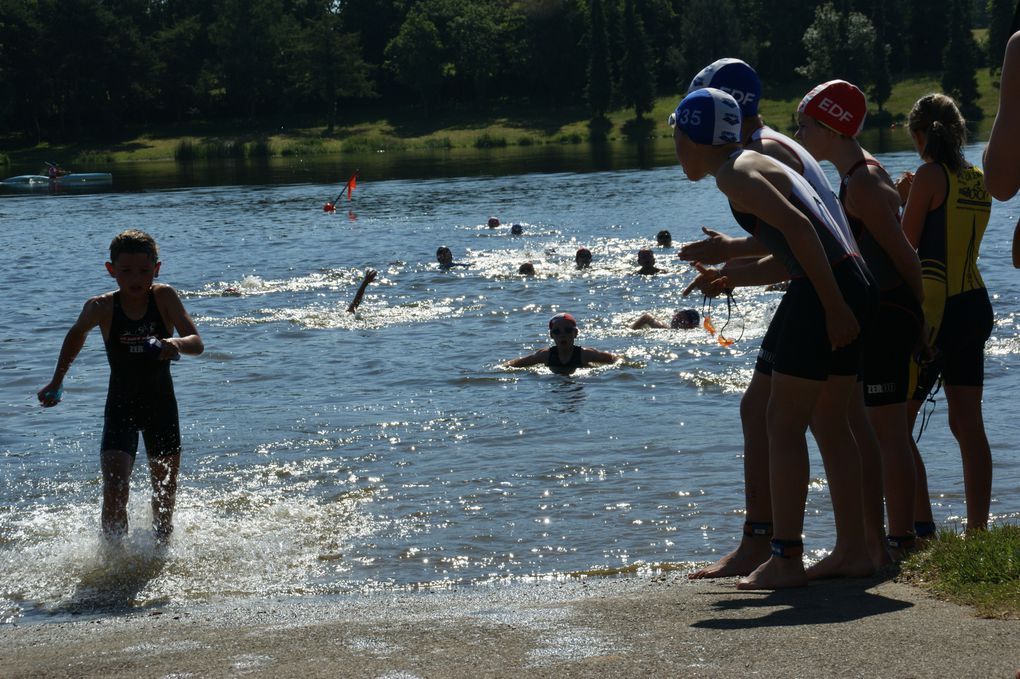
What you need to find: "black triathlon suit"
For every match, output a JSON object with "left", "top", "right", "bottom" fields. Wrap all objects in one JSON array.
[
  {"left": 732, "top": 152, "right": 876, "bottom": 382},
  {"left": 101, "top": 290, "right": 180, "bottom": 457},
  {"left": 841, "top": 159, "right": 923, "bottom": 407},
  {"left": 546, "top": 346, "right": 585, "bottom": 375}
]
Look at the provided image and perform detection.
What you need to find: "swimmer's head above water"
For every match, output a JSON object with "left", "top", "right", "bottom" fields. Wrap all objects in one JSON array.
[
  {"left": 575, "top": 247, "right": 592, "bottom": 268},
  {"left": 549, "top": 313, "right": 578, "bottom": 347},
  {"left": 518, "top": 261, "right": 536, "bottom": 276},
  {"left": 656, "top": 230, "right": 672, "bottom": 247},
  {"left": 487, "top": 217, "right": 501, "bottom": 228},
  {"left": 436, "top": 246, "right": 453, "bottom": 267},
  {"left": 671, "top": 309, "right": 700, "bottom": 329}
]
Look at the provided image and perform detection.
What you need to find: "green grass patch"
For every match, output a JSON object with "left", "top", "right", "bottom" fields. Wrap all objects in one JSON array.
[
  {"left": 473, "top": 132, "right": 508, "bottom": 148},
  {"left": 0, "top": 152, "right": 9, "bottom": 166},
  {"left": 71, "top": 149, "right": 114, "bottom": 165},
  {"left": 899, "top": 524, "right": 1020, "bottom": 618}
]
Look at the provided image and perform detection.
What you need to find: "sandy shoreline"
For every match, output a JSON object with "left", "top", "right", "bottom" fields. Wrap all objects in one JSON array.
[{"left": 2, "top": 574, "right": 1018, "bottom": 678}]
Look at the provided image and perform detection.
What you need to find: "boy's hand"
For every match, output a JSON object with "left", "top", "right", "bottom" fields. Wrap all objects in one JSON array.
[
  {"left": 37, "top": 381, "right": 64, "bottom": 407},
  {"left": 682, "top": 262, "right": 730, "bottom": 298},
  {"left": 161, "top": 338, "right": 182, "bottom": 361},
  {"left": 364, "top": 269, "right": 378, "bottom": 283},
  {"left": 678, "top": 227, "right": 733, "bottom": 264}
]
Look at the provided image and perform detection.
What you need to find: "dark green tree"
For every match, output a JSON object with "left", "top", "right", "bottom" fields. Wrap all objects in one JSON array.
[
  {"left": 987, "top": 0, "right": 1015, "bottom": 71},
  {"left": 384, "top": 9, "right": 446, "bottom": 116},
  {"left": 620, "top": 0, "right": 655, "bottom": 118},
  {"left": 797, "top": 2, "right": 876, "bottom": 88},
  {"left": 587, "top": 0, "right": 612, "bottom": 118},
  {"left": 941, "top": 0, "right": 981, "bottom": 114},
  {"left": 679, "top": 0, "right": 743, "bottom": 83},
  {"left": 909, "top": 0, "right": 952, "bottom": 71},
  {"left": 294, "top": 10, "right": 375, "bottom": 133}
]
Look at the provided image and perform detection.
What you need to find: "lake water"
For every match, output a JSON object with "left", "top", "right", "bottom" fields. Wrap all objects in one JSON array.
[{"left": 2, "top": 141, "right": 1018, "bottom": 623}]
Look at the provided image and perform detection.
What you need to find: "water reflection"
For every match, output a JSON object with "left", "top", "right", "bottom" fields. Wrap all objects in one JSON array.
[{"left": 548, "top": 379, "right": 587, "bottom": 414}]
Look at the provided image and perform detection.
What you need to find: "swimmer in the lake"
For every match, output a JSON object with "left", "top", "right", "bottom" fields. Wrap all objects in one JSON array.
[
  {"left": 518, "top": 262, "right": 536, "bottom": 276},
  {"left": 511, "top": 223, "right": 524, "bottom": 235},
  {"left": 575, "top": 247, "right": 592, "bottom": 269},
  {"left": 436, "top": 246, "right": 468, "bottom": 269},
  {"left": 347, "top": 269, "right": 377, "bottom": 313},
  {"left": 505, "top": 313, "right": 618, "bottom": 375},
  {"left": 631, "top": 309, "right": 699, "bottom": 330},
  {"left": 487, "top": 217, "right": 501, "bottom": 228},
  {"left": 636, "top": 248, "right": 666, "bottom": 275},
  {"left": 657, "top": 230, "right": 673, "bottom": 247}
]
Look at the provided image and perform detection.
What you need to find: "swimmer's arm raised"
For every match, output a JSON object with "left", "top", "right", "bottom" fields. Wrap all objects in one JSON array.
[
  {"left": 347, "top": 269, "right": 377, "bottom": 313},
  {"left": 37, "top": 297, "right": 106, "bottom": 406},
  {"left": 506, "top": 349, "right": 549, "bottom": 368}
]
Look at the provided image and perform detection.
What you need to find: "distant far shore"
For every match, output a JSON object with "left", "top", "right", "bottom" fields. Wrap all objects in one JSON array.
[{"left": 1, "top": 71, "right": 1000, "bottom": 171}]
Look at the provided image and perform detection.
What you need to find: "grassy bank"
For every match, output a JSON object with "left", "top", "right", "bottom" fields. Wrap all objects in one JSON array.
[
  {"left": 2, "top": 71, "right": 1001, "bottom": 167},
  {"left": 899, "top": 524, "right": 1020, "bottom": 619}
]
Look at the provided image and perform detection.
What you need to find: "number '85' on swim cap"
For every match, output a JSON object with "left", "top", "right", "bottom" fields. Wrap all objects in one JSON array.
[
  {"left": 669, "top": 88, "right": 742, "bottom": 146},
  {"left": 688, "top": 58, "right": 761, "bottom": 117}
]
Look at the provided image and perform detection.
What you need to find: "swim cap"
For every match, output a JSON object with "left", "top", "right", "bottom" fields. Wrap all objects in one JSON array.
[
  {"left": 671, "top": 88, "right": 742, "bottom": 146},
  {"left": 656, "top": 230, "right": 672, "bottom": 246},
  {"left": 436, "top": 246, "right": 451, "bottom": 257},
  {"left": 798, "top": 80, "right": 867, "bottom": 138},
  {"left": 549, "top": 312, "right": 577, "bottom": 329},
  {"left": 511, "top": 223, "right": 523, "bottom": 235},
  {"left": 671, "top": 309, "right": 700, "bottom": 330},
  {"left": 688, "top": 59, "right": 761, "bottom": 117}
]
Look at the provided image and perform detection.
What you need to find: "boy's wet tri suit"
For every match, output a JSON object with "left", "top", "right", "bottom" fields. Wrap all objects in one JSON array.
[
  {"left": 840, "top": 158, "right": 924, "bottom": 406},
  {"left": 101, "top": 290, "right": 180, "bottom": 457},
  {"left": 910, "top": 163, "right": 993, "bottom": 397},
  {"left": 546, "top": 346, "right": 585, "bottom": 375},
  {"left": 748, "top": 125, "right": 850, "bottom": 237},
  {"left": 730, "top": 151, "right": 875, "bottom": 381}
]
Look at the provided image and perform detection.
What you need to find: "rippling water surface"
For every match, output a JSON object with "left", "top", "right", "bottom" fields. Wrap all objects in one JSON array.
[{"left": 2, "top": 144, "right": 1018, "bottom": 622}]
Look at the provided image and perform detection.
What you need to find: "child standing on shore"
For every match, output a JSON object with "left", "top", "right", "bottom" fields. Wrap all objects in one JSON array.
[
  {"left": 900, "top": 94, "right": 994, "bottom": 533},
  {"left": 673, "top": 88, "right": 875, "bottom": 589},
  {"left": 37, "top": 230, "right": 204, "bottom": 544}
]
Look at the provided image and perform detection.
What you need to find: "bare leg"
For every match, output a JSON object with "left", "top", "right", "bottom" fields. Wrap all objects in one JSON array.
[
  {"left": 148, "top": 453, "right": 180, "bottom": 543},
  {"left": 738, "top": 371, "right": 822, "bottom": 590},
  {"left": 101, "top": 449, "right": 135, "bottom": 540},
  {"left": 944, "top": 385, "right": 992, "bottom": 532},
  {"left": 689, "top": 370, "right": 773, "bottom": 579},
  {"left": 867, "top": 401, "right": 917, "bottom": 560},
  {"left": 806, "top": 375, "right": 874, "bottom": 580},
  {"left": 845, "top": 388, "right": 891, "bottom": 568}
]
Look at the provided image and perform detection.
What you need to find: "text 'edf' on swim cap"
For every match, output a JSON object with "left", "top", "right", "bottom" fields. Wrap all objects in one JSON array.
[
  {"left": 670, "top": 88, "right": 742, "bottom": 146},
  {"left": 798, "top": 80, "right": 867, "bottom": 138},
  {"left": 688, "top": 58, "right": 762, "bottom": 117}
]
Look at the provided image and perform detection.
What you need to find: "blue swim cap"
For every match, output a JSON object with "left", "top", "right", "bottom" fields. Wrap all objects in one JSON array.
[
  {"left": 688, "top": 58, "right": 761, "bottom": 117},
  {"left": 671, "top": 88, "right": 742, "bottom": 146}
]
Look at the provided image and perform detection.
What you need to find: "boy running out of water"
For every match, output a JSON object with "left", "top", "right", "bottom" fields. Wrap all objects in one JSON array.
[{"left": 38, "top": 229, "right": 204, "bottom": 544}]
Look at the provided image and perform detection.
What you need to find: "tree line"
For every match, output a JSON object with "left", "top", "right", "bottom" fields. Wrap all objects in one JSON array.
[{"left": 0, "top": 0, "right": 1008, "bottom": 144}]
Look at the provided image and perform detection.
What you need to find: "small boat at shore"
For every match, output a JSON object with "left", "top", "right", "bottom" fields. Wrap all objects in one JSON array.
[
  {"left": 1, "top": 172, "right": 114, "bottom": 192},
  {"left": 1, "top": 172, "right": 113, "bottom": 186}
]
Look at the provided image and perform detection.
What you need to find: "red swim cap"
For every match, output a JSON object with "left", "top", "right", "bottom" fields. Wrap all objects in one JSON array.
[
  {"left": 549, "top": 312, "right": 577, "bottom": 329},
  {"left": 798, "top": 80, "right": 867, "bottom": 138}
]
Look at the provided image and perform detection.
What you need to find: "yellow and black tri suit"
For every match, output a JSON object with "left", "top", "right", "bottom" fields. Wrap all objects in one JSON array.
[{"left": 910, "top": 163, "right": 993, "bottom": 398}]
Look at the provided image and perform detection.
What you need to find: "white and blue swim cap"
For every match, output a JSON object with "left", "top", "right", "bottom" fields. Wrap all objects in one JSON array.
[
  {"left": 688, "top": 58, "right": 761, "bottom": 117},
  {"left": 670, "top": 88, "right": 742, "bottom": 146}
]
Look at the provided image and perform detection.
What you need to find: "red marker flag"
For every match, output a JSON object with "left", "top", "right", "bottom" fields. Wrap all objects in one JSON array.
[{"left": 345, "top": 171, "right": 358, "bottom": 200}]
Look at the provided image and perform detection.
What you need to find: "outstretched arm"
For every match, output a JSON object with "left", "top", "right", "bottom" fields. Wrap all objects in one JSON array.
[
  {"left": 347, "top": 269, "right": 377, "bottom": 313},
  {"left": 506, "top": 349, "right": 549, "bottom": 368},
  {"left": 37, "top": 297, "right": 105, "bottom": 406},
  {"left": 678, "top": 227, "right": 769, "bottom": 265},
  {"left": 581, "top": 348, "right": 617, "bottom": 365}
]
